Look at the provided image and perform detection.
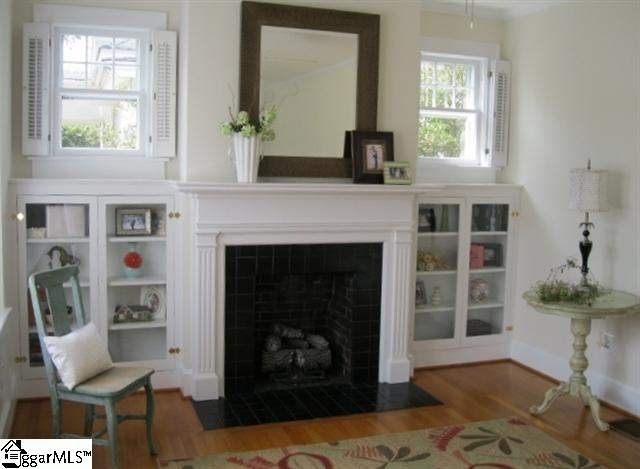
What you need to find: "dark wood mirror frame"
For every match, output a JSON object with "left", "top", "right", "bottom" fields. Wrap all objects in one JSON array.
[{"left": 240, "top": 1, "right": 380, "bottom": 178}]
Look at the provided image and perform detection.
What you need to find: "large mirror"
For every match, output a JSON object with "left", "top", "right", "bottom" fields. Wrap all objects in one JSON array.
[
  {"left": 240, "top": 1, "right": 380, "bottom": 178},
  {"left": 260, "top": 27, "right": 358, "bottom": 159}
]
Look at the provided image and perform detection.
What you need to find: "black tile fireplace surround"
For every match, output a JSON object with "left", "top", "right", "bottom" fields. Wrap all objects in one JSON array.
[
  {"left": 191, "top": 243, "right": 442, "bottom": 431},
  {"left": 225, "top": 243, "right": 383, "bottom": 395}
]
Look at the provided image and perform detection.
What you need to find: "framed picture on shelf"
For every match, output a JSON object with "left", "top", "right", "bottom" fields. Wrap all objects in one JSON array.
[
  {"left": 470, "top": 243, "right": 503, "bottom": 268},
  {"left": 383, "top": 162, "right": 411, "bottom": 185},
  {"left": 115, "top": 208, "right": 152, "bottom": 236},
  {"left": 415, "top": 281, "right": 427, "bottom": 306},
  {"left": 140, "top": 285, "right": 166, "bottom": 320},
  {"left": 418, "top": 207, "right": 437, "bottom": 232},
  {"left": 344, "top": 131, "right": 394, "bottom": 184},
  {"left": 482, "top": 243, "right": 503, "bottom": 267}
]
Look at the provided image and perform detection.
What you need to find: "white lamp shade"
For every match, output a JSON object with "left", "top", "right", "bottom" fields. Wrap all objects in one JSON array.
[{"left": 569, "top": 168, "right": 609, "bottom": 212}]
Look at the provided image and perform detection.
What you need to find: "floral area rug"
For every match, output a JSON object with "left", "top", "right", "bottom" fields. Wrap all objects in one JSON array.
[{"left": 161, "top": 417, "right": 603, "bottom": 468}]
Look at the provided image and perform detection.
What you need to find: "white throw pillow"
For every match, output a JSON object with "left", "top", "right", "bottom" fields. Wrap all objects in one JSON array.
[{"left": 43, "top": 323, "right": 113, "bottom": 390}]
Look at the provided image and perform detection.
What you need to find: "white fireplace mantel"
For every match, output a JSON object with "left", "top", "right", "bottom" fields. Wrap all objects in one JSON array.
[
  {"left": 176, "top": 182, "right": 522, "bottom": 401},
  {"left": 180, "top": 184, "right": 421, "bottom": 400}
]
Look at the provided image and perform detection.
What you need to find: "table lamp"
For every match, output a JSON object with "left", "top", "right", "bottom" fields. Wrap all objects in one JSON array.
[{"left": 569, "top": 160, "right": 608, "bottom": 286}]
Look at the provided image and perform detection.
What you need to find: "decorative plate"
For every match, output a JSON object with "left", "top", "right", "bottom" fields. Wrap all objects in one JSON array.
[{"left": 140, "top": 285, "right": 166, "bottom": 320}]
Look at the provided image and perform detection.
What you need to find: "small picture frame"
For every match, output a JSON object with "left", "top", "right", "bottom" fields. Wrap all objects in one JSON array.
[
  {"left": 415, "top": 281, "right": 427, "bottom": 306},
  {"left": 344, "top": 131, "right": 394, "bottom": 184},
  {"left": 383, "top": 162, "right": 411, "bottom": 185},
  {"left": 418, "top": 207, "right": 437, "bottom": 233},
  {"left": 115, "top": 208, "right": 152, "bottom": 236},
  {"left": 140, "top": 285, "right": 166, "bottom": 320},
  {"left": 482, "top": 243, "right": 503, "bottom": 267}
]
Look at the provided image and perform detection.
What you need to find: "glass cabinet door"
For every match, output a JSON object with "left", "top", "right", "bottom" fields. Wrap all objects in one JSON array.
[
  {"left": 466, "top": 203, "right": 509, "bottom": 337},
  {"left": 20, "top": 200, "right": 94, "bottom": 376},
  {"left": 414, "top": 203, "right": 460, "bottom": 341},
  {"left": 102, "top": 199, "right": 172, "bottom": 366}
]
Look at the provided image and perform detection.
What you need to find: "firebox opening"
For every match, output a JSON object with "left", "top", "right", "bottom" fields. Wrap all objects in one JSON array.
[{"left": 225, "top": 243, "right": 382, "bottom": 396}]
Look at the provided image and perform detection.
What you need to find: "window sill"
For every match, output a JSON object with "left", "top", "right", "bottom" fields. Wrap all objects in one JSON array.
[
  {"left": 28, "top": 155, "right": 171, "bottom": 162},
  {"left": 29, "top": 155, "right": 168, "bottom": 180},
  {"left": 417, "top": 157, "right": 492, "bottom": 169}
]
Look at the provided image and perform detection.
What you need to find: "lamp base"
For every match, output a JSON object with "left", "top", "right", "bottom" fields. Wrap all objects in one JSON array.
[{"left": 579, "top": 212, "right": 593, "bottom": 286}]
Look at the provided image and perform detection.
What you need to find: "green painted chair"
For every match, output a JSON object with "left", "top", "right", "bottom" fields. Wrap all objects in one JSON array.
[{"left": 28, "top": 266, "right": 157, "bottom": 469}]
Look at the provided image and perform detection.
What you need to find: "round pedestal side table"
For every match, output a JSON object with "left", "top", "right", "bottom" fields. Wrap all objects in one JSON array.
[{"left": 522, "top": 289, "right": 640, "bottom": 431}]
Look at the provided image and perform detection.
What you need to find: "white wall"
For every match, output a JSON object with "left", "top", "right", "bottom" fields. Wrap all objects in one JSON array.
[
  {"left": 0, "top": 0, "right": 17, "bottom": 438},
  {"left": 418, "top": 9, "right": 505, "bottom": 184},
  {"left": 10, "top": 0, "right": 182, "bottom": 179},
  {"left": 501, "top": 2, "right": 640, "bottom": 413},
  {"left": 1, "top": 0, "right": 12, "bottom": 309},
  {"left": 263, "top": 60, "right": 357, "bottom": 158}
]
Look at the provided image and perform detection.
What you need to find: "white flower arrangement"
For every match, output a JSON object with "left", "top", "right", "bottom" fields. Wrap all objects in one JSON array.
[{"left": 219, "top": 107, "right": 277, "bottom": 142}]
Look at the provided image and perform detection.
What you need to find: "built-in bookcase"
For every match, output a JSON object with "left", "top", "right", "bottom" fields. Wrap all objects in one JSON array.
[
  {"left": 412, "top": 195, "right": 519, "bottom": 366},
  {"left": 16, "top": 194, "right": 177, "bottom": 384}
]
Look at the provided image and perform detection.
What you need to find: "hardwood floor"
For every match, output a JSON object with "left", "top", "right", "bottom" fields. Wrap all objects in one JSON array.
[{"left": 11, "top": 361, "right": 640, "bottom": 468}]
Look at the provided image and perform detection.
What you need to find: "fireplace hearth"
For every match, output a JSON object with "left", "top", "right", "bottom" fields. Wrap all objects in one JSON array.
[{"left": 225, "top": 243, "right": 382, "bottom": 395}]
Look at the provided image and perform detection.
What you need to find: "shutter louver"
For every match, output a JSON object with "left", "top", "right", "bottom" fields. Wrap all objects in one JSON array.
[
  {"left": 489, "top": 60, "right": 511, "bottom": 168},
  {"left": 150, "top": 30, "right": 177, "bottom": 158},
  {"left": 22, "top": 23, "right": 50, "bottom": 156}
]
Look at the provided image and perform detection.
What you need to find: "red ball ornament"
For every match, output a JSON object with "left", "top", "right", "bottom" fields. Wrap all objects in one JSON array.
[{"left": 123, "top": 250, "right": 143, "bottom": 269}]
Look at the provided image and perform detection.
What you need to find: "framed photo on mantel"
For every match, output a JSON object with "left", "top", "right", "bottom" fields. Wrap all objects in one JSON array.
[{"left": 344, "top": 131, "right": 394, "bottom": 184}]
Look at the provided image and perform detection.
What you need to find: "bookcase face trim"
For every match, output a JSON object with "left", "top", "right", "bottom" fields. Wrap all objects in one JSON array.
[{"left": 16, "top": 194, "right": 176, "bottom": 382}]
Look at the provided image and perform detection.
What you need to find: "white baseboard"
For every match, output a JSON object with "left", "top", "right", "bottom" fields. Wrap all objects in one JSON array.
[
  {"left": 510, "top": 339, "right": 640, "bottom": 416},
  {"left": 0, "top": 400, "right": 16, "bottom": 438}
]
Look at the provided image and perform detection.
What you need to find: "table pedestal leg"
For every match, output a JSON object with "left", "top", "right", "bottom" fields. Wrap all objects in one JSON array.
[{"left": 529, "top": 318, "right": 609, "bottom": 431}]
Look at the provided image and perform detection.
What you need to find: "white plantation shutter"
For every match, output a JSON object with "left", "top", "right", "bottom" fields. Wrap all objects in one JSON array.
[
  {"left": 22, "top": 23, "right": 50, "bottom": 156},
  {"left": 488, "top": 60, "right": 511, "bottom": 168},
  {"left": 150, "top": 30, "right": 177, "bottom": 158}
]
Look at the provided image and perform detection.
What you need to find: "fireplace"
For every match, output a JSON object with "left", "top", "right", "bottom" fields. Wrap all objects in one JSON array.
[{"left": 224, "top": 243, "right": 382, "bottom": 395}]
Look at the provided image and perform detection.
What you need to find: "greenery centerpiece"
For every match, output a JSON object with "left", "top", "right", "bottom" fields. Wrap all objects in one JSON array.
[
  {"left": 534, "top": 257, "right": 607, "bottom": 305},
  {"left": 220, "top": 107, "right": 277, "bottom": 183}
]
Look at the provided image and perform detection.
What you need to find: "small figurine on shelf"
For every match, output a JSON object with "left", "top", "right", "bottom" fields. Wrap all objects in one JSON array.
[
  {"left": 113, "top": 304, "right": 154, "bottom": 324},
  {"left": 417, "top": 251, "right": 449, "bottom": 272},
  {"left": 122, "top": 243, "right": 143, "bottom": 278},
  {"left": 431, "top": 286, "right": 442, "bottom": 306},
  {"left": 46, "top": 245, "right": 80, "bottom": 269},
  {"left": 470, "top": 278, "right": 491, "bottom": 303}
]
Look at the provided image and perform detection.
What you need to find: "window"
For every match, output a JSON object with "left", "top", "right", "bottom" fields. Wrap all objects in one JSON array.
[
  {"left": 55, "top": 28, "right": 147, "bottom": 155},
  {"left": 22, "top": 4, "right": 178, "bottom": 160},
  {"left": 419, "top": 53, "right": 485, "bottom": 163}
]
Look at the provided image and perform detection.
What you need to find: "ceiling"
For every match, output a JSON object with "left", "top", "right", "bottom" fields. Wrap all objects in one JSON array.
[
  {"left": 261, "top": 27, "right": 357, "bottom": 84},
  {"left": 422, "top": 0, "right": 570, "bottom": 21}
]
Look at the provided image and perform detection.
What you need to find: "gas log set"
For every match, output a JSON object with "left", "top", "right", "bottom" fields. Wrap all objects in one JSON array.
[{"left": 261, "top": 323, "right": 332, "bottom": 384}]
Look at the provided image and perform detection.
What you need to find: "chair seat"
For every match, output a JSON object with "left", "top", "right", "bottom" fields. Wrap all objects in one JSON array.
[{"left": 58, "top": 366, "right": 154, "bottom": 397}]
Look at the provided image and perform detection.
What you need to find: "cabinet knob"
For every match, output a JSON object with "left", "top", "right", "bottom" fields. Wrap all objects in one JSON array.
[
  {"left": 174, "top": 212, "right": 181, "bottom": 219},
  {"left": 174, "top": 347, "right": 181, "bottom": 354},
  {"left": 505, "top": 325, "right": 514, "bottom": 332},
  {"left": 168, "top": 212, "right": 174, "bottom": 219},
  {"left": 10, "top": 212, "right": 25, "bottom": 221},
  {"left": 168, "top": 347, "right": 175, "bottom": 354},
  {"left": 14, "top": 356, "right": 26, "bottom": 363}
]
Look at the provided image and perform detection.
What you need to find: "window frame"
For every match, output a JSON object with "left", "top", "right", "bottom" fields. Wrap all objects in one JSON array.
[
  {"left": 419, "top": 53, "right": 486, "bottom": 164},
  {"left": 419, "top": 37, "right": 499, "bottom": 168},
  {"left": 52, "top": 26, "right": 150, "bottom": 157}
]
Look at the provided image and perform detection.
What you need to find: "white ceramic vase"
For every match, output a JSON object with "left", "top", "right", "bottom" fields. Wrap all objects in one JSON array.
[{"left": 232, "top": 133, "right": 261, "bottom": 183}]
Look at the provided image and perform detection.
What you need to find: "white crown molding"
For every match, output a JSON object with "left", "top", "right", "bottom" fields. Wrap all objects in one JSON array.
[{"left": 421, "top": 1, "right": 570, "bottom": 21}]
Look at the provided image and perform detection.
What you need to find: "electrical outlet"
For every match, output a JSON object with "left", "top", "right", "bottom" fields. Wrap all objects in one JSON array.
[{"left": 598, "top": 332, "right": 614, "bottom": 350}]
